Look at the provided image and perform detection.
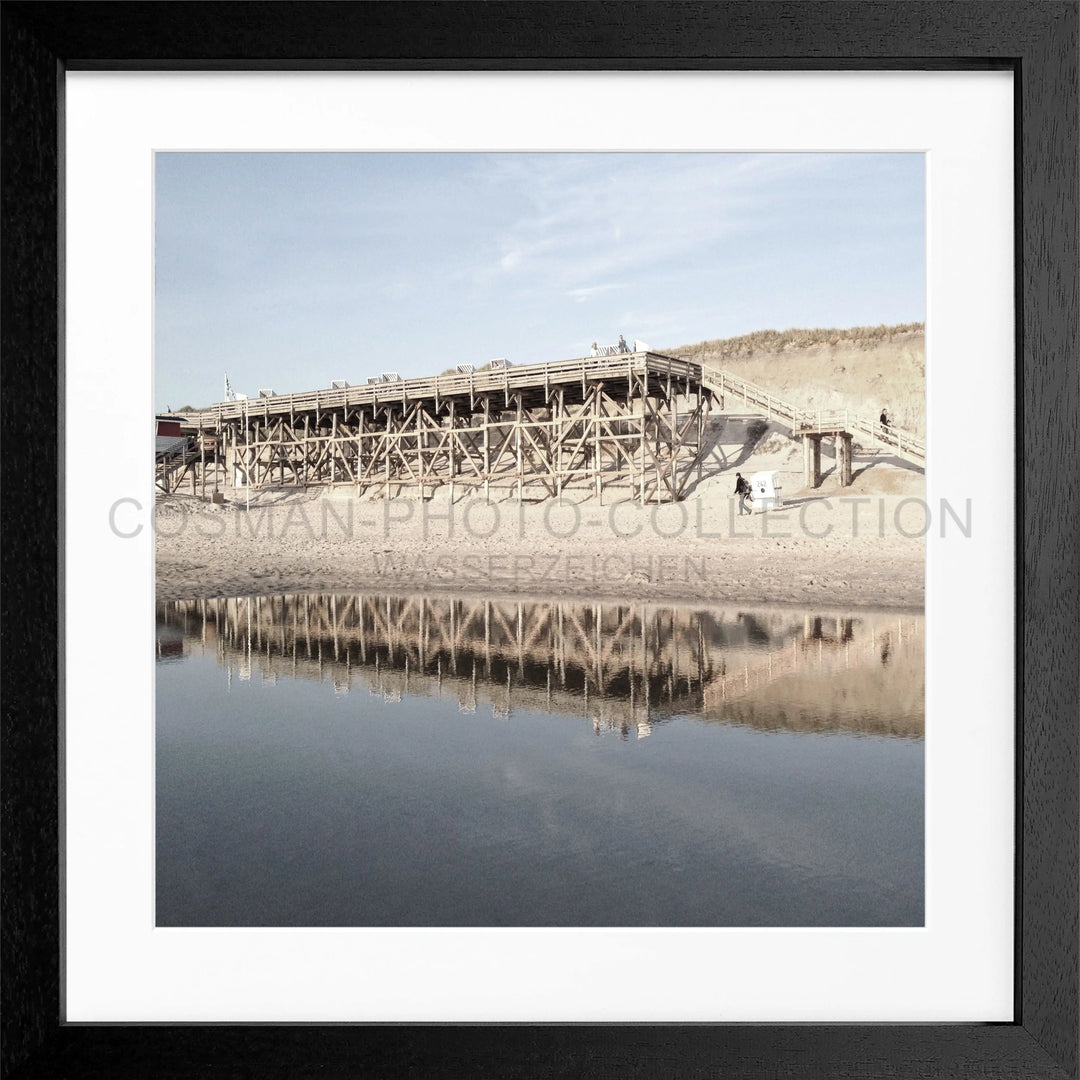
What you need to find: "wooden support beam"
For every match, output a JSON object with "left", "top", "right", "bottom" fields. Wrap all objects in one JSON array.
[
  {"left": 638, "top": 374, "right": 647, "bottom": 505},
  {"left": 417, "top": 403, "right": 424, "bottom": 497},
  {"left": 803, "top": 434, "right": 822, "bottom": 489},
  {"left": 176, "top": 357, "right": 726, "bottom": 503},
  {"left": 385, "top": 408, "right": 392, "bottom": 499},
  {"left": 448, "top": 399, "right": 456, "bottom": 505},
  {"left": 483, "top": 396, "right": 491, "bottom": 502},
  {"left": 331, "top": 413, "right": 338, "bottom": 485},
  {"left": 516, "top": 393, "right": 523, "bottom": 503},
  {"left": 356, "top": 410, "right": 364, "bottom": 498},
  {"left": 593, "top": 383, "right": 602, "bottom": 501},
  {"left": 838, "top": 433, "right": 853, "bottom": 487},
  {"left": 556, "top": 387, "right": 565, "bottom": 498}
]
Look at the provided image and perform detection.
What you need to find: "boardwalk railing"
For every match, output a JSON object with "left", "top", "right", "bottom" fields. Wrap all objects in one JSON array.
[
  {"left": 699, "top": 366, "right": 925, "bottom": 467},
  {"left": 845, "top": 414, "right": 925, "bottom": 464},
  {"left": 793, "top": 410, "right": 851, "bottom": 434},
  {"left": 187, "top": 352, "right": 700, "bottom": 428},
  {"left": 698, "top": 367, "right": 801, "bottom": 427}
]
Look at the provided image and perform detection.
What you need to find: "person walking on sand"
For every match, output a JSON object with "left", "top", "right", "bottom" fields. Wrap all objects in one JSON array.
[{"left": 734, "top": 472, "right": 752, "bottom": 516}]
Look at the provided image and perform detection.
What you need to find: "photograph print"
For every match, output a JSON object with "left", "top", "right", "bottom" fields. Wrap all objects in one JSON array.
[{"left": 154, "top": 151, "right": 928, "bottom": 928}]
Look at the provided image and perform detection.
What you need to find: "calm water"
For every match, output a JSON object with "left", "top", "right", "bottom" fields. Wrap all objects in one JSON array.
[{"left": 156, "top": 593, "right": 924, "bottom": 927}]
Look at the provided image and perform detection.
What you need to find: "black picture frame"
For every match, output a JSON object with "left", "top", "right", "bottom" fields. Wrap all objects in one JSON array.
[{"left": 2, "top": 2, "right": 1077, "bottom": 1077}]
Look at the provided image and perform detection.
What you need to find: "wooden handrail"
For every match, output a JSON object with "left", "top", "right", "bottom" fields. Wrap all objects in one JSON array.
[
  {"left": 186, "top": 352, "right": 701, "bottom": 426},
  {"left": 700, "top": 364, "right": 923, "bottom": 463}
]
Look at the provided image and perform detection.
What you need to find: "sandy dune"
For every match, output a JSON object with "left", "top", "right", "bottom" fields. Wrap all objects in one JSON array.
[{"left": 674, "top": 326, "right": 926, "bottom": 435}]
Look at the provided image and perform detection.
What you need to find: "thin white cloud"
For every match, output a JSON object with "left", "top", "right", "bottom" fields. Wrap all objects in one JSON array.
[
  {"left": 567, "top": 283, "right": 624, "bottom": 303},
  {"left": 459, "top": 153, "right": 784, "bottom": 297}
]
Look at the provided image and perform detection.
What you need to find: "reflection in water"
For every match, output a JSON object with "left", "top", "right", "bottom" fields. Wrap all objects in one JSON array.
[
  {"left": 157, "top": 594, "right": 923, "bottom": 739},
  {"left": 156, "top": 592, "right": 924, "bottom": 928}
]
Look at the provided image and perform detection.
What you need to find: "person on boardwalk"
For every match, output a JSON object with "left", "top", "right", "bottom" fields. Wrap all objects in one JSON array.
[
  {"left": 618, "top": 333, "right": 628, "bottom": 353},
  {"left": 734, "top": 472, "right": 752, "bottom": 516},
  {"left": 879, "top": 408, "right": 889, "bottom": 428}
]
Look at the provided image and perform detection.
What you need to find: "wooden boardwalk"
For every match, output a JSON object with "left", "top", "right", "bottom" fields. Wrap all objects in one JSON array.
[
  {"left": 164, "top": 350, "right": 925, "bottom": 500},
  {"left": 179, "top": 351, "right": 713, "bottom": 504}
]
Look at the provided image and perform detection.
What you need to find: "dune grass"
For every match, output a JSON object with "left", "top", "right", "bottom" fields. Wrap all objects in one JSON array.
[{"left": 670, "top": 322, "right": 924, "bottom": 363}]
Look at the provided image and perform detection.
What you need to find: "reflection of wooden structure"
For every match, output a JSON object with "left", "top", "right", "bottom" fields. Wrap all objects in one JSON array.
[
  {"left": 706, "top": 614, "right": 903, "bottom": 702},
  {"left": 181, "top": 352, "right": 713, "bottom": 504},
  {"left": 158, "top": 594, "right": 924, "bottom": 739}
]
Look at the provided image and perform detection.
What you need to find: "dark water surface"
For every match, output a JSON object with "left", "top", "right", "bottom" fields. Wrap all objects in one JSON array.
[{"left": 157, "top": 593, "right": 923, "bottom": 927}]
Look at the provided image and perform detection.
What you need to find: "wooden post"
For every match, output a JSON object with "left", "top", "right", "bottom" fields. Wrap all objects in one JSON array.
[
  {"left": 448, "top": 399, "right": 456, "bottom": 505},
  {"left": 331, "top": 412, "right": 338, "bottom": 485},
  {"left": 592, "top": 385, "right": 602, "bottom": 501},
  {"left": 696, "top": 389, "right": 705, "bottom": 487},
  {"left": 417, "top": 404, "right": 425, "bottom": 499},
  {"left": 803, "top": 434, "right": 822, "bottom": 489},
  {"left": 483, "top": 395, "right": 491, "bottom": 502},
  {"left": 670, "top": 385, "right": 680, "bottom": 502},
  {"left": 639, "top": 376, "right": 647, "bottom": 505},
  {"left": 303, "top": 415, "right": 310, "bottom": 486},
  {"left": 221, "top": 425, "right": 229, "bottom": 490},
  {"left": 227, "top": 422, "right": 237, "bottom": 491},
  {"left": 839, "top": 433, "right": 853, "bottom": 486},
  {"left": 385, "top": 408, "right": 392, "bottom": 500},
  {"left": 654, "top": 396, "right": 661, "bottom": 504},
  {"left": 516, "top": 393, "right": 523, "bottom": 504},
  {"left": 250, "top": 418, "right": 258, "bottom": 489},
  {"left": 556, "top": 388, "right": 565, "bottom": 498},
  {"left": 289, "top": 403, "right": 296, "bottom": 486},
  {"left": 356, "top": 410, "right": 364, "bottom": 498}
]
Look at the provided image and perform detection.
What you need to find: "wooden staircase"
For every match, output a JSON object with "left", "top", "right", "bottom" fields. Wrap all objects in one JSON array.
[
  {"left": 155, "top": 439, "right": 200, "bottom": 494},
  {"left": 697, "top": 366, "right": 925, "bottom": 468}
]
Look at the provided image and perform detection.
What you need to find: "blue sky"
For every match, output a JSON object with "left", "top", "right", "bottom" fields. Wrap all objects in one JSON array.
[{"left": 154, "top": 152, "right": 924, "bottom": 410}]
